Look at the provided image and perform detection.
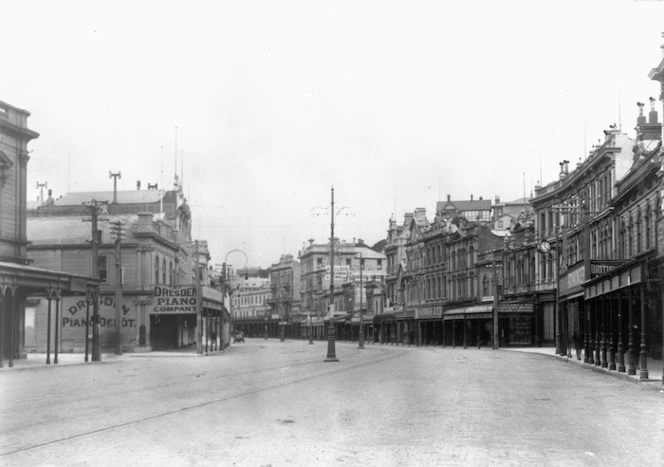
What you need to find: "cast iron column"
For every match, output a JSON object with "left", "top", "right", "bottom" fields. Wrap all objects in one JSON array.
[{"left": 638, "top": 285, "right": 648, "bottom": 380}]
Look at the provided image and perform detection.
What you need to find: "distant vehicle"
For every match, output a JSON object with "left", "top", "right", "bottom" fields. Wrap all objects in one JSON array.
[{"left": 233, "top": 332, "right": 245, "bottom": 343}]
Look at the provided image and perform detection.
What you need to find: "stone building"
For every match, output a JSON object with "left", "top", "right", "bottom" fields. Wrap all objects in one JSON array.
[{"left": 0, "top": 99, "right": 98, "bottom": 366}]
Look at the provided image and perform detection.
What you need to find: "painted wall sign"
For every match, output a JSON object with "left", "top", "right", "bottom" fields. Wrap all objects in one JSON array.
[{"left": 151, "top": 286, "right": 198, "bottom": 314}]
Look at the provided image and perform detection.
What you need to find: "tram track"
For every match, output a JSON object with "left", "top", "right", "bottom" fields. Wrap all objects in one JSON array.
[{"left": 1, "top": 349, "right": 406, "bottom": 458}]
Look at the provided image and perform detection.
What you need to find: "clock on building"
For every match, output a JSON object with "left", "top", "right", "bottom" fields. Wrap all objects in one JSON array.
[{"left": 538, "top": 241, "right": 551, "bottom": 254}]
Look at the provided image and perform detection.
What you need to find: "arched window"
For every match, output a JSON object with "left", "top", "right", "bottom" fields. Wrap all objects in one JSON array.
[{"left": 162, "top": 258, "right": 167, "bottom": 284}]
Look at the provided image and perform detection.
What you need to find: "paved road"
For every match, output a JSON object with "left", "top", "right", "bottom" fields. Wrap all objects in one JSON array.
[{"left": 1, "top": 340, "right": 663, "bottom": 466}]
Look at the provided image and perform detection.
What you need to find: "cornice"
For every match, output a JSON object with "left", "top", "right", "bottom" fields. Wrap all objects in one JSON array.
[{"left": 0, "top": 117, "right": 39, "bottom": 141}]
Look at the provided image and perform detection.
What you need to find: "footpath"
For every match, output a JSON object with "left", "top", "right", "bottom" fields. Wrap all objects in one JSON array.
[
  {"left": 0, "top": 346, "right": 222, "bottom": 371},
  {"left": 505, "top": 346, "right": 664, "bottom": 392}
]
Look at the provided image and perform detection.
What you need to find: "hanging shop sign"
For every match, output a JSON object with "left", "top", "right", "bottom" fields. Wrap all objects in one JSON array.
[{"left": 151, "top": 286, "right": 198, "bottom": 314}]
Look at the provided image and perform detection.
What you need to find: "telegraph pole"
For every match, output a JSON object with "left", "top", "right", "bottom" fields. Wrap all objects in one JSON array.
[
  {"left": 358, "top": 252, "right": 365, "bottom": 349},
  {"left": 36, "top": 181, "right": 47, "bottom": 205},
  {"left": 109, "top": 171, "right": 121, "bottom": 204},
  {"left": 84, "top": 200, "right": 104, "bottom": 362},
  {"left": 194, "top": 241, "right": 203, "bottom": 354},
  {"left": 492, "top": 253, "right": 499, "bottom": 350},
  {"left": 110, "top": 219, "right": 124, "bottom": 355}
]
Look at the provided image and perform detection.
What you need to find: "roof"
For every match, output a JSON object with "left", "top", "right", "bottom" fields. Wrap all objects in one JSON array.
[
  {"left": 436, "top": 199, "right": 492, "bottom": 213},
  {"left": 355, "top": 245, "right": 386, "bottom": 260},
  {"left": 53, "top": 190, "right": 164, "bottom": 206},
  {"left": 27, "top": 214, "right": 142, "bottom": 244}
]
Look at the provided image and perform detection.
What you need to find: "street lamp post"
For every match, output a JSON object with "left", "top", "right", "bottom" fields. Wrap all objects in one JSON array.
[
  {"left": 222, "top": 250, "right": 248, "bottom": 348},
  {"left": 325, "top": 186, "right": 339, "bottom": 362}
]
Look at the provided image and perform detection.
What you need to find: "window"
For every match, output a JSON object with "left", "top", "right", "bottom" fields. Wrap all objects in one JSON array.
[
  {"left": 646, "top": 203, "right": 652, "bottom": 250},
  {"left": 377, "top": 259, "right": 382, "bottom": 270},
  {"left": 162, "top": 258, "right": 167, "bottom": 284},
  {"left": 346, "top": 258, "right": 351, "bottom": 267},
  {"left": 155, "top": 255, "right": 160, "bottom": 284},
  {"left": 98, "top": 255, "right": 108, "bottom": 283}
]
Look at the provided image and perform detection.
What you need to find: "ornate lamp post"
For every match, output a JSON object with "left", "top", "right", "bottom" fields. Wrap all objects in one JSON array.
[
  {"left": 325, "top": 187, "right": 340, "bottom": 362},
  {"left": 222, "top": 249, "right": 248, "bottom": 347},
  {"left": 311, "top": 187, "right": 354, "bottom": 362}
]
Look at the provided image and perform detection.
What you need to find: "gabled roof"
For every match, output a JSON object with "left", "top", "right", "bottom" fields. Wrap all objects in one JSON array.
[{"left": 53, "top": 190, "right": 164, "bottom": 206}]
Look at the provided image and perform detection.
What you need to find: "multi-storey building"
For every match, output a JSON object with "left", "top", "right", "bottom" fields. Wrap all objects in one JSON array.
[
  {"left": 531, "top": 125, "right": 636, "bottom": 358},
  {"left": 231, "top": 277, "right": 272, "bottom": 337},
  {"left": 1, "top": 100, "right": 98, "bottom": 366},
  {"left": 298, "top": 238, "right": 386, "bottom": 341},
  {"left": 380, "top": 209, "right": 429, "bottom": 344},
  {"left": 26, "top": 182, "right": 227, "bottom": 354},
  {"left": 268, "top": 254, "right": 301, "bottom": 339},
  {"left": 500, "top": 214, "right": 542, "bottom": 345},
  {"left": 441, "top": 221, "right": 504, "bottom": 347},
  {"left": 581, "top": 102, "right": 662, "bottom": 378}
]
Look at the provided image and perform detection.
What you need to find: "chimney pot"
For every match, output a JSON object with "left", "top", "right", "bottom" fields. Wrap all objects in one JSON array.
[
  {"left": 447, "top": 194, "right": 451, "bottom": 202},
  {"left": 137, "top": 180, "right": 141, "bottom": 190},
  {"left": 470, "top": 194, "right": 474, "bottom": 201}
]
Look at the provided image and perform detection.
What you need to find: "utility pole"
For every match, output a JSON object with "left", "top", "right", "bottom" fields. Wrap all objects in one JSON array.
[
  {"left": 36, "top": 181, "right": 47, "bottom": 205},
  {"left": 194, "top": 241, "right": 203, "bottom": 354},
  {"left": 109, "top": 171, "right": 121, "bottom": 204},
  {"left": 110, "top": 219, "right": 124, "bottom": 355},
  {"left": 492, "top": 253, "right": 499, "bottom": 350},
  {"left": 358, "top": 252, "right": 365, "bottom": 349},
  {"left": 84, "top": 200, "right": 105, "bottom": 362}
]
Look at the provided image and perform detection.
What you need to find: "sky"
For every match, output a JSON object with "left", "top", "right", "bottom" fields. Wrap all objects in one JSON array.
[{"left": 3, "top": 0, "right": 663, "bottom": 269}]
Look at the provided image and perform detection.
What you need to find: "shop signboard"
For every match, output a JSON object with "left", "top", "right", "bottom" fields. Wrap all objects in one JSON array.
[{"left": 151, "top": 286, "right": 198, "bottom": 314}]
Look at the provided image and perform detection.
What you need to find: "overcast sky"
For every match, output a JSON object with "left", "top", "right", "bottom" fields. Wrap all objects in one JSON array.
[{"left": 3, "top": 0, "right": 663, "bottom": 269}]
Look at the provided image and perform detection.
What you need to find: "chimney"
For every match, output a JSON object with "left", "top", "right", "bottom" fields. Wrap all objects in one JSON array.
[
  {"left": 479, "top": 196, "right": 483, "bottom": 200},
  {"left": 447, "top": 194, "right": 451, "bottom": 202},
  {"left": 559, "top": 161, "right": 566, "bottom": 179},
  {"left": 495, "top": 195, "right": 500, "bottom": 204},
  {"left": 637, "top": 102, "right": 647, "bottom": 127},
  {"left": 404, "top": 212, "right": 414, "bottom": 223},
  {"left": 470, "top": 194, "right": 474, "bottom": 201},
  {"left": 308, "top": 238, "right": 315, "bottom": 246},
  {"left": 564, "top": 160, "right": 570, "bottom": 174},
  {"left": 636, "top": 98, "right": 662, "bottom": 141},
  {"left": 414, "top": 207, "right": 426, "bottom": 222},
  {"left": 137, "top": 180, "right": 141, "bottom": 190},
  {"left": 649, "top": 97, "right": 659, "bottom": 123}
]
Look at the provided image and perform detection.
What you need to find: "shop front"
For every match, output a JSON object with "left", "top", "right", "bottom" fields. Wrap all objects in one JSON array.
[
  {"left": 583, "top": 259, "right": 661, "bottom": 379},
  {"left": 415, "top": 304, "right": 443, "bottom": 346},
  {"left": 443, "top": 305, "right": 493, "bottom": 348}
]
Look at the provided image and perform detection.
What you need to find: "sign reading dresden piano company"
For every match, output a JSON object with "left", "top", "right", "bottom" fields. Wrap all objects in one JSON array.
[{"left": 151, "top": 286, "right": 198, "bottom": 314}]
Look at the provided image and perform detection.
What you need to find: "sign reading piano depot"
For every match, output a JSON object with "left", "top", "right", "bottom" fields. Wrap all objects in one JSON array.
[{"left": 151, "top": 286, "right": 198, "bottom": 314}]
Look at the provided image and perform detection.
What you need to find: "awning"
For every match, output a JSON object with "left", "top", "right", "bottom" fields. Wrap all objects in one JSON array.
[{"left": 443, "top": 305, "right": 493, "bottom": 321}]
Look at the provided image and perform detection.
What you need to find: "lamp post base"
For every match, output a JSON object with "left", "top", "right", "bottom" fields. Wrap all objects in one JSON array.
[{"left": 324, "top": 324, "right": 339, "bottom": 362}]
